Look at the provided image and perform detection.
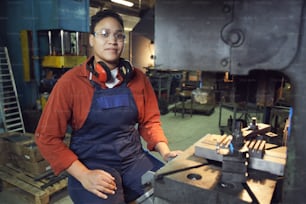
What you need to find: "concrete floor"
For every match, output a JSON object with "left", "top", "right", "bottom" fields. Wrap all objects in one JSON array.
[{"left": 0, "top": 106, "right": 234, "bottom": 204}]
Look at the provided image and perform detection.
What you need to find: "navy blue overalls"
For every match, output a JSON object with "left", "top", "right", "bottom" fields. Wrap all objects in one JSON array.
[{"left": 68, "top": 80, "right": 164, "bottom": 204}]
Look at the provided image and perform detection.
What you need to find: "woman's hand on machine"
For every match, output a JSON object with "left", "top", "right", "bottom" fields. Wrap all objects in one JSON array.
[{"left": 163, "top": 150, "right": 183, "bottom": 162}]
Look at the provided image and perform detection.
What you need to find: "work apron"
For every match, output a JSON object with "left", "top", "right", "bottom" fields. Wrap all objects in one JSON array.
[{"left": 68, "top": 81, "right": 164, "bottom": 204}]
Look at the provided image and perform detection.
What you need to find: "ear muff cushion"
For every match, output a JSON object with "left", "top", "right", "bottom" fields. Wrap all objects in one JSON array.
[
  {"left": 96, "top": 61, "right": 112, "bottom": 83},
  {"left": 119, "top": 59, "right": 135, "bottom": 83}
]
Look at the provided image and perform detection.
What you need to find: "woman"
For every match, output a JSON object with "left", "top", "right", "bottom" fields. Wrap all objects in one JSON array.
[{"left": 35, "top": 9, "right": 180, "bottom": 204}]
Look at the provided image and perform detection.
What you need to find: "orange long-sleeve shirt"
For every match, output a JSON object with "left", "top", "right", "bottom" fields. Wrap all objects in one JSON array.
[{"left": 35, "top": 58, "right": 168, "bottom": 175}]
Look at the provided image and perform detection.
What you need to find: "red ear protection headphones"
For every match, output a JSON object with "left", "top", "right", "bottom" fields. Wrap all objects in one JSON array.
[
  {"left": 87, "top": 57, "right": 134, "bottom": 83},
  {"left": 118, "top": 59, "right": 135, "bottom": 83},
  {"left": 95, "top": 61, "right": 112, "bottom": 82}
]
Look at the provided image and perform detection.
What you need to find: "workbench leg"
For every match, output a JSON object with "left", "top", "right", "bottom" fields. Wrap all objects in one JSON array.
[{"left": 182, "top": 100, "right": 185, "bottom": 118}]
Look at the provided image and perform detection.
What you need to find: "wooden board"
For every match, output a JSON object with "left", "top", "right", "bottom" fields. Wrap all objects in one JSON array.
[{"left": 0, "top": 164, "right": 67, "bottom": 204}]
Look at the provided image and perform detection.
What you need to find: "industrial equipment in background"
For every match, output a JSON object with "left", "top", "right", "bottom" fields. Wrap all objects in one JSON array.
[
  {"left": 0, "top": 132, "right": 70, "bottom": 203},
  {"left": 143, "top": 0, "right": 301, "bottom": 203},
  {"left": 146, "top": 68, "right": 183, "bottom": 115},
  {"left": 38, "top": 29, "right": 88, "bottom": 109}
]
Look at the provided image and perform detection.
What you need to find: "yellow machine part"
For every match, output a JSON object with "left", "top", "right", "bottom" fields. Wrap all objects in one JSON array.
[
  {"left": 20, "top": 30, "right": 31, "bottom": 81},
  {"left": 42, "top": 55, "right": 87, "bottom": 68}
]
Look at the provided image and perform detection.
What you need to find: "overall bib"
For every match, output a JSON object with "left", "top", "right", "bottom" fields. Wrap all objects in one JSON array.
[{"left": 68, "top": 81, "right": 164, "bottom": 204}]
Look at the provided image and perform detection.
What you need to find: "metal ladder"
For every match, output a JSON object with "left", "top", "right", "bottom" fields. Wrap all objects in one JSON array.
[{"left": 0, "top": 47, "right": 25, "bottom": 133}]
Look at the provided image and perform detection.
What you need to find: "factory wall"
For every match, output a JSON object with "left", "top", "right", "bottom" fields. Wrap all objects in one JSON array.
[{"left": 131, "top": 33, "right": 155, "bottom": 71}]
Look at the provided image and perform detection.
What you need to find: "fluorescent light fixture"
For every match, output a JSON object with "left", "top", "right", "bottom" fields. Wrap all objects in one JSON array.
[
  {"left": 125, "top": 27, "right": 133, "bottom": 31},
  {"left": 111, "top": 0, "right": 134, "bottom": 7}
]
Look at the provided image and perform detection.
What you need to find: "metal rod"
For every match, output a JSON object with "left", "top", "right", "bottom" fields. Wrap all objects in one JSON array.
[
  {"left": 48, "top": 30, "right": 52, "bottom": 55},
  {"left": 76, "top": 31, "right": 79, "bottom": 56},
  {"left": 242, "top": 182, "right": 259, "bottom": 204},
  {"left": 155, "top": 163, "right": 210, "bottom": 180},
  {"left": 60, "top": 29, "right": 64, "bottom": 55}
]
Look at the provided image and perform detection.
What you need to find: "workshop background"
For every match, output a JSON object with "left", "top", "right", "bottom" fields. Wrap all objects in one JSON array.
[{"left": 0, "top": 0, "right": 303, "bottom": 203}]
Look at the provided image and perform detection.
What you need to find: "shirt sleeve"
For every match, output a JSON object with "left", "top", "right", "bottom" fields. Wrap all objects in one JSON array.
[
  {"left": 133, "top": 70, "right": 169, "bottom": 150},
  {"left": 35, "top": 74, "right": 78, "bottom": 175}
]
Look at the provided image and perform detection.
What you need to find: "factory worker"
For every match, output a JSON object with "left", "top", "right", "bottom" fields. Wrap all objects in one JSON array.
[{"left": 35, "top": 9, "right": 181, "bottom": 204}]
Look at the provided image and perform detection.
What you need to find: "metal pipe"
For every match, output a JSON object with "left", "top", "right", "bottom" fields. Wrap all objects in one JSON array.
[
  {"left": 48, "top": 30, "right": 52, "bottom": 55},
  {"left": 60, "top": 29, "right": 64, "bottom": 55},
  {"left": 76, "top": 31, "right": 79, "bottom": 55}
]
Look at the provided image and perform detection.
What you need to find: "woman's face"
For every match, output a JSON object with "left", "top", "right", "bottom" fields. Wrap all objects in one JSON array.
[{"left": 90, "top": 17, "right": 125, "bottom": 69}]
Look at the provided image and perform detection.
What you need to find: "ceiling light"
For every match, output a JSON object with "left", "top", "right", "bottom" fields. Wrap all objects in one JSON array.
[{"left": 111, "top": 0, "right": 134, "bottom": 7}]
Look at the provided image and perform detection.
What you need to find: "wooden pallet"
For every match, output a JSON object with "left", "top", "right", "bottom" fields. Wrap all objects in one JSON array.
[{"left": 0, "top": 164, "right": 68, "bottom": 204}]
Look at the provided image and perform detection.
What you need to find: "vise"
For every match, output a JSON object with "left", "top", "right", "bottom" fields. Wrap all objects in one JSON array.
[{"left": 137, "top": 122, "right": 285, "bottom": 204}]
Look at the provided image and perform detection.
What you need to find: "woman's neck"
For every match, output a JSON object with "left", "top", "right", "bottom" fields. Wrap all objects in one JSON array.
[{"left": 94, "top": 57, "right": 118, "bottom": 70}]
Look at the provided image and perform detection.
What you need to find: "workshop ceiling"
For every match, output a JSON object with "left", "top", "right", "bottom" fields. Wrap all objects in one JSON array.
[
  {"left": 90, "top": 0, "right": 155, "bottom": 32},
  {"left": 90, "top": 0, "right": 155, "bottom": 17}
]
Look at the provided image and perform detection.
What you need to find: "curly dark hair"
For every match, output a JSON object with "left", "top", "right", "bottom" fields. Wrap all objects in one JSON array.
[{"left": 90, "top": 9, "right": 124, "bottom": 34}]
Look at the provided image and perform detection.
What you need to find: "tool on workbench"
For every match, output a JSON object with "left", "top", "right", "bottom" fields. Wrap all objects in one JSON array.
[
  {"left": 155, "top": 163, "right": 210, "bottom": 180},
  {"left": 220, "top": 121, "right": 248, "bottom": 185}
]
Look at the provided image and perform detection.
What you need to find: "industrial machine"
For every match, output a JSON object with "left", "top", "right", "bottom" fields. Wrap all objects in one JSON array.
[
  {"left": 135, "top": 0, "right": 305, "bottom": 203},
  {"left": 137, "top": 119, "right": 286, "bottom": 204},
  {"left": 38, "top": 29, "right": 88, "bottom": 101}
]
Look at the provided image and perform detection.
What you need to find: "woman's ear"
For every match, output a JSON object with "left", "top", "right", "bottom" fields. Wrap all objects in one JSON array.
[{"left": 89, "top": 34, "right": 94, "bottom": 47}]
